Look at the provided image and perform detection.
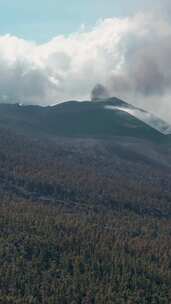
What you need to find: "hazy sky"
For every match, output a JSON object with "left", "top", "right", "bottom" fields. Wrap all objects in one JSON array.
[
  {"left": 0, "top": 0, "right": 171, "bottom": 123},
  {"left": 0, "top": 0, "right": 163, "bottom": 41}
]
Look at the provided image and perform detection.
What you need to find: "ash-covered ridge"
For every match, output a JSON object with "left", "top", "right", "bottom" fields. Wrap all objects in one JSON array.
[{"left": 103, "top": 98, "right": 171, "bottom": 135}]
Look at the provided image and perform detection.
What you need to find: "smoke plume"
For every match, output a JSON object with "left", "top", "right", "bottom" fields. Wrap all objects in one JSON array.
[{"left": 91, "top": 84, "right": 109, "bottom": 101}]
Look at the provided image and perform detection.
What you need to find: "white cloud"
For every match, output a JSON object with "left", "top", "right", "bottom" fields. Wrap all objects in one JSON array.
[{"left": 0, "top": 11, "right": 171, "bottom": 122}]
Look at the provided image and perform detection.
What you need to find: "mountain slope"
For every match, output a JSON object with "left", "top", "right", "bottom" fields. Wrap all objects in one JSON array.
[
  {"left": 104, "top": 101, "right": 171, "bottom": 135},
  {"left": 0, "top": 97, "right": 168, "bottom": 142},
  {"left": 0, "top": 99, "right": 170, "bottom": 303}
]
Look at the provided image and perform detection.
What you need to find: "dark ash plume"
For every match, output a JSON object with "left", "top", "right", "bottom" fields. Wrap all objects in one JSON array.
[{"left": 91, "top": 84, "right": 109, "bottom": 101}]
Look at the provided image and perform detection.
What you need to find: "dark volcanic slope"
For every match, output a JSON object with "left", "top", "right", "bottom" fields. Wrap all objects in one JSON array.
[
  {"left": 0, "top": 97, "right": 167, "bottom": 142},
  {"left": 0, "top": 127, "right": 170, "bottom": 216},
  {"left": 0, "top": 98, "right": 171, "bottom": 179}
]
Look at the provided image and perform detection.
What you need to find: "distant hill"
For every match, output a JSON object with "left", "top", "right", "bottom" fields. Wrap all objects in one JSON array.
[{"left": 0, "top": 97, "right": 170, "bottom": 143}]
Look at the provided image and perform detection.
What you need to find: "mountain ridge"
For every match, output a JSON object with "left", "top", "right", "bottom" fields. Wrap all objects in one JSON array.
[{"left": 0, "top": 97, "right": 170, "bottom": 144}]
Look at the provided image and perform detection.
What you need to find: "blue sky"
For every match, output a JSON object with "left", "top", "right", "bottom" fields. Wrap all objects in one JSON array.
[{"left": 0, "top": 0, "right": 156, "bottom": 42}]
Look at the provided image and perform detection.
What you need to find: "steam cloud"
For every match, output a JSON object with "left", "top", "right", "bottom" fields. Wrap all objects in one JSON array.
[{"left": 0, "top": 7, "right": 171, "bottom": 122}]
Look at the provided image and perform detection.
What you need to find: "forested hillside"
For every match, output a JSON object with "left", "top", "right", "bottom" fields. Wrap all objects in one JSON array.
[
  {"left": 0, "top": 122, "right": 170, "bottom": 303},
  {"left": 0, "top": 199, "right": 171, "bottom": 303},
  {"left": 0, "top": 97, "right": 170, "bottom": 303}
]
